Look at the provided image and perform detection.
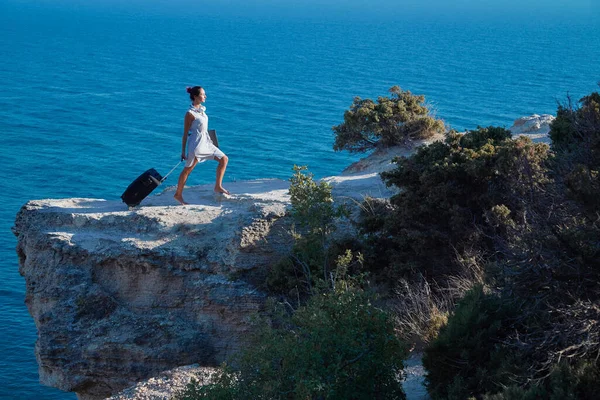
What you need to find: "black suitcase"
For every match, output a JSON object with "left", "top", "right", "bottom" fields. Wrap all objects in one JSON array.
[{"left": 121, "top": 168, "right": 165, "bottom": 207}]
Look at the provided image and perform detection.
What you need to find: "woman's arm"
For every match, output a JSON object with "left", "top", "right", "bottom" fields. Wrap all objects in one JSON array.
[{"left": 181, "top": 112, "right": 193, "bottom": 160}]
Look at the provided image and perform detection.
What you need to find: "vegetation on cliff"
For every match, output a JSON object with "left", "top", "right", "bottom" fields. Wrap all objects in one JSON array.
[
  {"left": 382, "top": 89, "right": 598, "bottom": 399},
  {"left": 359, "top": 126, "right": 550, "bottom": 283},
  {"left": 179, "top": 164, "right": 407, "bottom": 400},
  {"left": 332, "top": 86, "right": 445, "bottom": 153},
  {"left": 266, "top": 165, "right": 352, "bottom": 300},
  {"left": 181, "top": 87, "right": 599, "bottom": 399},
  {"left": 179, "top": 287, "right": 406, "bottom": 400},
  {"left": 336, "top": 87, "right": 600, "bottom": 398}
]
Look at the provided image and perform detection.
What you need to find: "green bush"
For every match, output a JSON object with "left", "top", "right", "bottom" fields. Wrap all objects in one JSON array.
[
  {"left": 359, "top": 127, "right": 550, "bottom": 282},
  {"left": 178, "top": 369, "right": 237, "bottom": 400},
  {"left": 550, "top": 92, "right": 600, "bottom": 152},
  {"left": 288, "top": 165, "right": 339, "bottom": 240},
  {"left": 526, "top": 90, "right": 600, "bottom": 281},
  {"left": 267, "top": 165, "right": 351, "bottom": 297},
  {"left": 423, "top": 285, "right": 522, "bottom": 400},
  {"left": 333, "top": 86, "right": 445, "bottom": 153},
  {"left": 178, "top": 288, "right": 407, "bottom": 400}
]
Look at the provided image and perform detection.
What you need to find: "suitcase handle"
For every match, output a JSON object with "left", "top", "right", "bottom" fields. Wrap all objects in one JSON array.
[{"left": 161, "top": 161, "right": 183, "bottom": 183}]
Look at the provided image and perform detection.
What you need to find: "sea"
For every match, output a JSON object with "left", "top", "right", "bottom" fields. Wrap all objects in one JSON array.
[{"left": 1, "top": 1, "right": 598, "bottom": 398}]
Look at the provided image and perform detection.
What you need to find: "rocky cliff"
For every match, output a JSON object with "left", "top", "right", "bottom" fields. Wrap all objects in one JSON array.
[
  {"left": 14, "top": 181, "right": 291, "bottom": 399},
  {"left": 13, "top": 117, "right": 550, "bottom": 400}
]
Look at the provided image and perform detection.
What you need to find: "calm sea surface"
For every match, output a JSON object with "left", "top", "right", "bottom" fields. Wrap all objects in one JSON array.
[{"left": 1, "top": 3, "right": 598, "bottom": 398}]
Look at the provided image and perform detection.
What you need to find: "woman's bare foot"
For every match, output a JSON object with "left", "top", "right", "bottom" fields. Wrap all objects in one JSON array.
[
  {"left": 174, "top": 194, "right": 188, "bottom": 205},
  {"left": 214, "top": 186, "right": 230, "bottom": 195}
]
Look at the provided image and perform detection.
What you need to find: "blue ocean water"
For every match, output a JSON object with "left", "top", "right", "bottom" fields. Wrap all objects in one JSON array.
[{"left": 0, "top": 2, "right": 598, "bottom": 398}]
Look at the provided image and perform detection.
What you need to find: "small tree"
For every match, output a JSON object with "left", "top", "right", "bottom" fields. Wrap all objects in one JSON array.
[
  {"left": 423, "top": 286, "right": 522, "bottom": 400},
  {"left": 288, "top": 165, "right": 338, "bottom": 242},
  {"left": 333, "top": 86, "right": 445, "bottom": 153},
  {"left": 267, "top": 165, "right": 351, "bottom": 297}
]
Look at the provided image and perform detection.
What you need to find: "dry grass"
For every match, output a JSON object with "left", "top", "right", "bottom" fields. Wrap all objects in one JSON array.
[{"left": 392, "top": 255, "right": 484, "bottom": 348}]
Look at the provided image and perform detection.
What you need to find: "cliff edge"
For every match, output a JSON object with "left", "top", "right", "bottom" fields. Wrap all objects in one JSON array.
[{"left": 14, "top": 180, "right": 290, "bottom": 399}]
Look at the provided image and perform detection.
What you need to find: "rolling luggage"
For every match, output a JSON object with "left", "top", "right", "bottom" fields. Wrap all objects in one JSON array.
[
  {"left": 121, "top": 164, "right": 180, "bottom": 207},
  {"left": 120, "top": 130, "right": 219, "bottom": 207}
]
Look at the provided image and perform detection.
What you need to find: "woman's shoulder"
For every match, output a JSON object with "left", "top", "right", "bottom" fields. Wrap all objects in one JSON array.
[{"left": 185, "top": 109, "right": 195, "bottom": 121}]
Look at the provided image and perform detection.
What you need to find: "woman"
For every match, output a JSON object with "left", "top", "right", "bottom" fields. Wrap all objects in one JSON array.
[{"left": 174, "top": 86, "right": 229, "bottom": 205}]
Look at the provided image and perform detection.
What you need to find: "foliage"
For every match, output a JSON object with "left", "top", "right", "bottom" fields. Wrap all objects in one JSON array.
[
  {"left": 267, "top": 165, "right": 352, "bottom": 298},
  {"left": 288, "top": 165, "right": 339, "bottom": 240},
  {"left": 420, "top": 90, "right": 600, "bottom": 399},
  {"left": 332, "top": 86, "right": 445, "bottom": 153},
  {"left": 549, "top": 91, "right": 600, "bottom": 210},
  {"left": 178, "top": 287, "right": 407, "bottom": 400},
  {"left": 550, "top": 91, "right": 600, "bottom": 152},
  {"left": 182, "top": 163, "right": 408, "bottom": 400},
  {"left": 483, "top": 362, "right": 600, "bottom": 400},
  {"left": 178, "top": 370, "right": 237, "bottom": 400},
  {"left": 423, "top": 285, "right": 522, "bottom": 399},
  {"left": 359, "top": 126, "right": 550, "bottom": 282}
]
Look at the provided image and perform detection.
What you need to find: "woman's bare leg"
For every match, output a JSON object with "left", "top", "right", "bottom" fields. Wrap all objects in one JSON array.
[
  {"left": 174, "top": 159, "right": 198, "bottom": 205},
  {"left": 214, "top": 155, "right": 229, "bottom": 194}
]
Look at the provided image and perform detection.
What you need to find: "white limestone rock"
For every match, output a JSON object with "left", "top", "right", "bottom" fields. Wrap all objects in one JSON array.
[
  {"left": 106, "top": 364, "right": 217, "bottom": 400},
  {"left": 509, "top": 114, "right": 555, "bottom": 143}
]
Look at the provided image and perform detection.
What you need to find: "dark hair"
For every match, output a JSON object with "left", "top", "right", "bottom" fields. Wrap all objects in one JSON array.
[{"left": 186, "top": 86, "right": 203, "bottom": 101}]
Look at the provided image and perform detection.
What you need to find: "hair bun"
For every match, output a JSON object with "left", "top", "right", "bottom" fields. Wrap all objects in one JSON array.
[{"left": 186, "top": 86, "right": 192, "bottom": 93}]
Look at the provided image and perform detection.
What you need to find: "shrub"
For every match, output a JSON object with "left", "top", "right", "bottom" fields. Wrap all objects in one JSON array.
[
  {"left": 178, "top": 369, "right": 237, "bottom": 400},
  {"left": 423, "top": 285, "right": 522, "bottom": 400},
  {"left": 288, "top": 165, "right": 339, "bottom": 240},
  {"left": 550, "top": 91, "right": 600, "bottom": 152},
  {"left": 549, "top": 91, "right": 600, "bottom": 211},
  {"left": 333, "top": 86, "right": 445, "bottom": 153},
  {"left": 350, "top": 90, "right": 600, "bottom": 400},
  {"left": 178, "top": 288, "right": 408, "bottom": 400},
  {"left": 359, "top": 127, "right": 550, "bottom": 283},
  {"left": 267, "top": 165, "right": 350, "bottom": 297},
  {"left": 421, "top": 91, "right": 600, "bottom": 400}
]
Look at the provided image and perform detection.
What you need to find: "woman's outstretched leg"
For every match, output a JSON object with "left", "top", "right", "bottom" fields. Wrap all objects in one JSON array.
[
  {"left": 174, "top": 160, "right": 197, "bottom": 204},
  {"left": 214, "top": 155, "right": 229, "bottom": 195}
]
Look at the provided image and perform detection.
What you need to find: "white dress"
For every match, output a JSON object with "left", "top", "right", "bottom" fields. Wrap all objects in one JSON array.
[{"left": 185, "top": 104, "right": 225, "bottom": 167}]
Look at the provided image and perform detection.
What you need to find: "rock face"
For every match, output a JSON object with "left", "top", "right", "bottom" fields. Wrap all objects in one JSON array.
[{"left": 14, "top": 141, "right": 430, "bottom": 399}]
